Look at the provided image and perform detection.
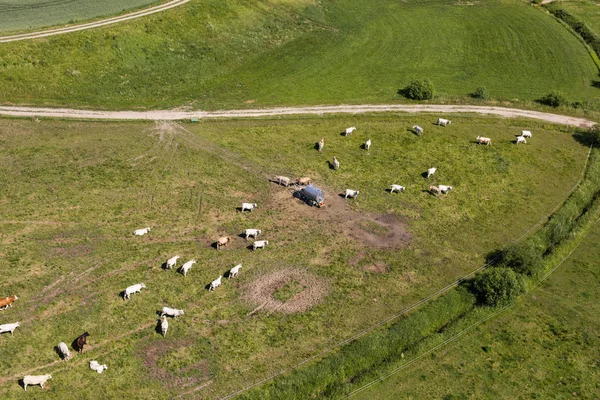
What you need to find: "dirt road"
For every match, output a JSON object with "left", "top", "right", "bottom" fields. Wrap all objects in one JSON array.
[
  {"left": 0, "top": 104, "right": 595, "bottom": 127},
  {"left": 0, "top": 0, "right": 190, "bottom": 43}
]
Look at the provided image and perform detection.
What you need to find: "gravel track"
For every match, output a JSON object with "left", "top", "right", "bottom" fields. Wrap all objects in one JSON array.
[
  {"left": 0, "top": 0, "right": 190, "bottom": 43},
  {"left": 0, "top": 104, "right": 595, "bottom": 127}
]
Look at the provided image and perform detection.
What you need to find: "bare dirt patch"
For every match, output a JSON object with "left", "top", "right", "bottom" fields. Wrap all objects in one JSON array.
[
  {"left": 344, "top": 213, "right": 412, "bottom": 249},
  {"left": 140, "top": 339, "right": 209, "bottom": 389},
  {"left": 243, "top": 269, "right": 329, "bottom": 314},
  {"left": 363, "top": 262, "right": 389, "bottom": 274}
]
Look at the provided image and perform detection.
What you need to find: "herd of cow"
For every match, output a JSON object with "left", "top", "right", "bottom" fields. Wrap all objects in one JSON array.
[{"left": 1, "top": 117, "right": 534, "bottom": 392}]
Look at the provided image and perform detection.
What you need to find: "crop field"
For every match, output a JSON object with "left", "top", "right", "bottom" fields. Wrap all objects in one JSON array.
[
  {"left": 0, "top": 0, "right": 161, "bottom": 33},
  {"left": 0, "top": 0, "right": 598, "bottom": 109},
  {"left": 0, "top": 113, "right": 590, "bottom": 398},
  {"left": 353, "top": 219, "right": 600, "bottom": 399}
]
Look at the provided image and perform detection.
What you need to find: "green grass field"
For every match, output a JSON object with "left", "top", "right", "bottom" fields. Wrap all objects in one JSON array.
[
  {"left": 551, "top": 0, "right": 600, "bottom": 39},
  {"left": 0, "top": 0, "right": 162, "bottom": 33},
  {"left": 0, "top": 113, "right": 589, "bottom": 398},
  {"left": 0, "top": 0, "right": 598, "bottom": 109},
  {"left": 353, "top": 220, "right": 600, "bottom": 399}
]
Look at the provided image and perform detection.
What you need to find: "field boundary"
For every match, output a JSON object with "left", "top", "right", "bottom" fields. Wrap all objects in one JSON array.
[
  {"left": 0, "top": 0, "right": 190, "bottom": 43},
  {"left": 0, "top": 104, "right": 595, "bottom": 127}
]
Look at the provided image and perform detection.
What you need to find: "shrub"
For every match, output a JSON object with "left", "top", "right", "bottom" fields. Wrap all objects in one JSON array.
[
  {"left": 400, "top": 79, "right": 435, "bottom": 100},
  {"left": 471, "top": 86, "right": 489, "bottom": 100},
  {"left": 539, "top": 91, "right": 568, "bottom": 107},
  {"left": 500, "top": 241, "right": 543, "bottom": 276},
  {"left": 471, "top": 267, "right": 524, "bottom": 307}
]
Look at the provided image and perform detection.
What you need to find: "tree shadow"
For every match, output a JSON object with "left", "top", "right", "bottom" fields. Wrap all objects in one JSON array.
[
  {"left": 573, "top": 128, "right": 599, "bottom": 147},
  {"left": 592, "top": 80, "right": 600, "bottom": 88},
  {"left": 485, "top": 249, "right": 505, "bottom": 266}
]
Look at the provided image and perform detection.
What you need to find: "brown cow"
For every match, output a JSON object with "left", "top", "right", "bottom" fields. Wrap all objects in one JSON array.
[
  {"left": 75, "top": 332, "right": 90, "bottom": 353},
  {"left": 216, "top": 236, "right": 232, "bottom": 250},
  {"left": 0, "top": 295, "right": 18, "bottom": 311},
  {"left": 296, "top": 177, "right": 311, "bottom": 186}
]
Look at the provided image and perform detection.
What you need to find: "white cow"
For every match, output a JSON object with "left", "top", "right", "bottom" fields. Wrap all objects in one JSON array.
[
  {"left": 123, "top": 283, "right": 146, "bottom": 300},
  {"left": 344, "top": 189, "right": 360, "bottom": 199},
  {"left": 23, "top": 374, "right": 52, "bottom": 391},
  {"left": 345, "top": 126, "right": 356, "bottom": 135},
  {"left": 333, "top": 156, "right": 340, "bottom": 170},
  {"left": 241, "top": 203, "right": 257, "bottom": 212},
  {"left": 476, "top": 136, "right": 492, "bottom": 146},
  {"left": 160, "top": 316, "right": 168, "bottom": 338},
  {"left": 89, "top": 360, "right": 108, "bottom": 374},
  {"left": 161, "top": 307, "right": 185, "bottom": 318},
  {"left": 437, "top": 118, "right": 451, "bottom": 127},
  {"left": 390, "top": 184, "right": 406, "bottom": 193},
  {"left": 252, "top": 240, "right": 269, "bottom": 251},
  {"left": 166, "top": 255, "right": 180, "bottom": 270},
  {"left": 229, "top": 263, "right": 242, "bottom": 278},
  {"left": 516, "top": 136, "right": 527, "bottom": 144},
  {"left": 318, "top": 138, "right": 324, "bottom": 152},
  {"left": 274, "top": 175, "right": 291, "bottom": 187},
  {"left": 209, "top": 275, "right": 222, "bottom": 291},
  {"left": 439, "top": 185, "right": 453, "bottom": 194},
  {"left": 426, "top": 167, "right": 437, "bottom": 178},
  {"left": 243, "top": 229, "right": 261, "bottom": 239},
  {"left": 521, "top": 130, "right": 532, "bottom": 138},
  {"left": 133, "top": 227, "right": 151, "bottom": 236},
  {"left": 57, "top": 342, "right": 70, "bottom": 360},
  {"left": 0, "top": 322, "right": 20, "bottom": 335},
  {"left": 179, "top": 260, "right": 196, "bottom": 277},
  {"left": 413, "top": 125, "right": 423, "bottom": 135},
  {"left": 365, "top": 139, "right": 372, "bottom": 151}
]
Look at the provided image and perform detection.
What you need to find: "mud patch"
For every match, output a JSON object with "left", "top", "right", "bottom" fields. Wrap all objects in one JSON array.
[
  {"left": 243, "top": 269, "right": 329, "bottom": 314},
  {"left": 363, "top": 262, "right": 389, "bottom": 274},
  {"left": 344, "top": 213, "right": 411, "bottom": 249},
  {"left": 140, "top": 339, "right": 209, "bottom": 389}
]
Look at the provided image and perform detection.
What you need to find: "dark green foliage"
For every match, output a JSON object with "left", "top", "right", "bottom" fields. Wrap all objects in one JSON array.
[
  {"left": 500, "top": 241, "right": 544, "bottom": 276},
  {"left": 240, "top": 289, "right": 476, "bottom": 399},
  {"left": 471, "top": 268, "right": 524, "bottom": 307},
  {"left": 539, "top": 91, "right": 568, "bottom": 107},
  {"left": 400, "top": 79, "right": 435, "bottom": 100},
  {"left": 471, "top": 86, "right": 490, "bottom": 100},
  {"left": 546, "top": 5, "right": 600, "bottom": 59}
]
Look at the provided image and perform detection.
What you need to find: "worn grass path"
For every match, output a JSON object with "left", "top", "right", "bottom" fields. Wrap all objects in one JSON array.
[
  {"left": 0, "top": 104, "right": 595, "bottom": 127},
  {"left": 0, "top": 0, "right": 190, "bottom": 42}
]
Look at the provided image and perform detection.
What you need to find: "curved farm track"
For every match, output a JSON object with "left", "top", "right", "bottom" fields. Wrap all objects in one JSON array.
[
  {"left": 0, "top": 0, "right": 190, "bottom": 43},
  {"left": 0, "top": 104, "right": 595, "bottom": 127}
]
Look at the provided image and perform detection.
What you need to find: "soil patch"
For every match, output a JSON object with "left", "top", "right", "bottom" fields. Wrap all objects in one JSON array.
[
  {"left": 140, "top": 339, "right": 209, "bottom": 389},
  {"left": 243, "top": 269, "right": 329, "bottom": 314},
  {"left": 363, "top": 262, "right": 389, "bottom": 274},
  {"left": 344, "top": 213, "right": 412, "bottom": 249}
]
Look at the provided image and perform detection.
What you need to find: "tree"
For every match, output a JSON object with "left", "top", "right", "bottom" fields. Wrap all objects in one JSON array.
[
  {"left": 539, "top": 91, "right": 568, "bottom": 107},
  {"left": 471, "top": 267, "right": 524, "bottom": 307},
  {"left": 400, "top": 79, "right": 435, "bottom": 100},
  {"left": 471, "top": 86, "right": 489, "bottom": 100},
  {"left": 500, "top": 241, "right": 543, "bottom": 276}
]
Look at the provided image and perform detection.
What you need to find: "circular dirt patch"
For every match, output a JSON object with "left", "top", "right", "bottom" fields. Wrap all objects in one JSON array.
[
  {"left": 344, "top": 213, "right": 411, "bottom": 249},
  {"left": 243, "top": 269, "right": 329, "bottom": 314}
]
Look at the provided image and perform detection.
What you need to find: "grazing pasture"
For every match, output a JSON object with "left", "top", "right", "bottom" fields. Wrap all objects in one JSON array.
[
  {"left": 0, "top": 0, "right": 598, "bottom": 109},
  {"left": 0, "top": 114, "right": 588, "bottom": 398},
  {"left": 354, "top": 219, "right": 600, "bottom": 400},
  {"left": 0, "top": 0, "right": 161, "bottom": 33}
]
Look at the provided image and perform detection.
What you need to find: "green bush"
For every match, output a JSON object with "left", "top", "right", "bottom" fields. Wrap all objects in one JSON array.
[
  {"left": 471, "top": 86, "right": 490, "bottom": 100},
  {"left": 401, "top": 79, "right": 435, "bottom": 100},
  {"left": 500, "top": 241, "right": 543, "bottom": 276},
  {"left": 539, "top": 91, "right": 568, "bottom": 107},
  {"left": 471, "top": 267, "right": 524, "bottom": 307}
]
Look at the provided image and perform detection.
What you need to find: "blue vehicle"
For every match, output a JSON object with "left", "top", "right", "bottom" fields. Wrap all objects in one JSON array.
[{"left": 297, "top": 184, "right": 325, "bottom": 207}]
